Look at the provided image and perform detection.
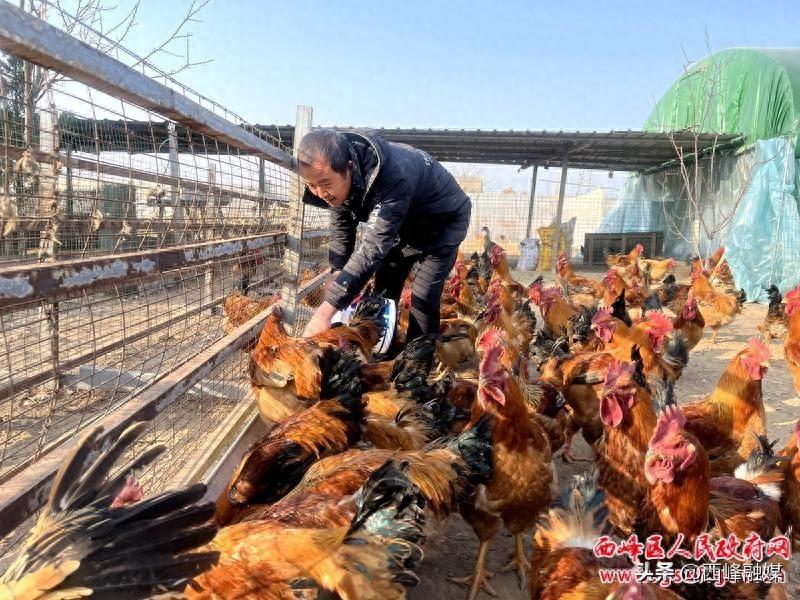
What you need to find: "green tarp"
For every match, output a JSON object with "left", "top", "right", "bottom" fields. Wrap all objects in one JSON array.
[{"left": 645, "top": 48, "right": 800, "bottom": 155}]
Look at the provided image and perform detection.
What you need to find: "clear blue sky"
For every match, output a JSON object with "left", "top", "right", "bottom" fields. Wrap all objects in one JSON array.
[{"left": 124, "top": 0, "right": 799, "bottom": 130}]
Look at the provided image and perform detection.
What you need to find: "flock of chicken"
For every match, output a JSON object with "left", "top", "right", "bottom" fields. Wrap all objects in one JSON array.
[{"left": 3, "top": 241, "right": 800, "bottom": 600}]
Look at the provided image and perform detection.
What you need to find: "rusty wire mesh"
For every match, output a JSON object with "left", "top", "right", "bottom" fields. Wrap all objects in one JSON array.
[{"left": 0, "top": 5, "right": 300, "bottom": 559}]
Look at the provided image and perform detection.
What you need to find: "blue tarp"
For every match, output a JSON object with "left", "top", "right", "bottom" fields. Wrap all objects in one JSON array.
[
  {"left": 598, "top": 137, "right": 800, "bottom": 302},
  {"left": 724, "top": 138, "right": 800, "bottom": 302}
]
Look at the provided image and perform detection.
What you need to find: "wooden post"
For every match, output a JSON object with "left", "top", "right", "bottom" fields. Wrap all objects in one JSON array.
[
  {"left": 524, "top": 163, "right": 539, "bottom": 240},
  {"left": 280, "top": 105, "right": 313, "bottom": 331},
  {"left": 551, "top": 155, "right": 569, "bottom": 272}
]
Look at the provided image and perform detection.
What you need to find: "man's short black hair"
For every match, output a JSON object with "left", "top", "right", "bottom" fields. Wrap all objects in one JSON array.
[{"left": 297, "top": 129, "right": 351, "bottom": 175}]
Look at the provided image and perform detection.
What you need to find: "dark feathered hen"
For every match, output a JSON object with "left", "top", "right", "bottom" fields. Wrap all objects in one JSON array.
[{"left": 0, "top": 422, "right": 218, "bottom": 600}]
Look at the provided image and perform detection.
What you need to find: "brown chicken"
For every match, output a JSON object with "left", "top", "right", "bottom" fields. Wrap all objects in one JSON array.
[
  {"left": 780, "top": 419, "right": 800, "bottom": 550},
  {"left": 529, "top": 474, "right": 627, "bottom": 600},
  {"left": 756, "top": 285, "right": 788, "bottom": 341},
  {"left": 529, "top": 283, "right": 579, "bottom": 339},
  {"left": 783, "top": 285, "right": 800, "bottom": 395},
  {"left": 446, "top": 272, "right": 484, "bottom": 318},
  {"left": 637, "top": 256, "right": 676, "bottom": 282},
  {"left": 592, "top": 308, "right": 687, "bottom": 384},
  {"left": 0, "top": 422, "right": 218, "bottom": 599},
  {"left": 248, "top": 308, "right": 340, "bottom": 419},
  {"left": 657, "top": 273, "right": 691, "bottom": 314},
  {"left": 556, "top": 251, "right": 604, "bottom": 307},
  {"left": 538, "top": 349, "right": 617, "bottom": 462},
  {"left": 299, "top": 265, "right": 326, "bottom": 307},
  {"left": 529, "top": 474, "right": 680, "bottom": 600},
  {"left": 602, "top": 269, "right": 649, "bottom": 308},
  {"left": 249, "top": 303, "right": 383, "bottom": 421},
  {"left": 595, "top": 359, "right": 658, "bottom": 535},
  {"left": 604, "top": 242, "right": 644, "bottom": 269},
  {"left": 489, "top": 273, "right": 518, "bottom": 315},
  {"left": 671, "top": 293, "right": 705, "bottom": 350},
  {"left": 438, "top": 319, "right": 478, "bottom": 369},
  {"left": 276, "top": 417, "right": 493, "bottom": 521},
  {"left": 190, "top": 460, "right": 427, "bottom": 600},
  {"left": 702, "top": 246, "right": 737, "bottom": 291},
  {"left": 681, "top": 337, "right": 771, "bottom": 476},
  {"left": 215, "top": 394, "right": 365, "bottom": 525},
  {"left": 223, "top": 291, "right": 281, "bottom": 334},
  {"left": 690, "top": 270, "right": 745, "bottom": 343},
  {"left": 515, "top": 311, "right": 540, "bottom": 365},
  {"left": 644, "top": 406, "right": 786, "bottom": 599},
  {"left": 452, "top": 328, "right": 555, "bottom": 599},
  {"left": 488, "top": 243, "right": 526, "bottom": 299},
  {"left": 475, "top": 286, "right": 522, "bottom": 353}
]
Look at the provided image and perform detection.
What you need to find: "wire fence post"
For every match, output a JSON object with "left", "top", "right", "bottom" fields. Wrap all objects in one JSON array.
[{"left": 280, "top": 105, "right": 313, "bottom": 331}]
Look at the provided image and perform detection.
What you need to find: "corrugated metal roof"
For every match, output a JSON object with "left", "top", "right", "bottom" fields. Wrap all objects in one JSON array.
[{"left": 256, "top": 125, "right": 744, "bottom": 172}]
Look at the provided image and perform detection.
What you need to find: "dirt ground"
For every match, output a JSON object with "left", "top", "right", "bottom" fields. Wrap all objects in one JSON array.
[{"left": 409, "top": 266, "right": 800, "bottom": 600}]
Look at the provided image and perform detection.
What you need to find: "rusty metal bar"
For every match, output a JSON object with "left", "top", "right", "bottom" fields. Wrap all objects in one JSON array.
[
  {"left": 0, "top": 3, "right": 295, "bottom": 170},
  {"left": 0, "top": 306, "right": 270, "bottom": 539},
  {"left": 0, "top": 268, "right": 282, "bottom": 407},
  {"left": 301, "top": 227, "right": 330, "bottom": 240},
  {"left": 0, "top": 232, "right": 285, "bottom": 309}
]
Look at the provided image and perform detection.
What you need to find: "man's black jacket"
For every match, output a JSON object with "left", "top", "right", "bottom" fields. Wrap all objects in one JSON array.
[{"left": 302, "top": 130, "right": 471, "bottom": 309}]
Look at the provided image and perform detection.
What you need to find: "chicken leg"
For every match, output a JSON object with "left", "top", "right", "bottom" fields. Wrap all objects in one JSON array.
[
  {"left": 557, "top": 433, "right": 591, "bottom": 463},
  {"left": 449, "top": 540, "right": 498, "bottom": 600},
  {"left": 499, "top": 532, "right": 528, "bottom": 589}
]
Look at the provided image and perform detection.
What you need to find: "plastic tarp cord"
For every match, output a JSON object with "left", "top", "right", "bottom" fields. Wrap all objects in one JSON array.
[{"left": 724, "top": 138, "right": 800, "bottom": 303}]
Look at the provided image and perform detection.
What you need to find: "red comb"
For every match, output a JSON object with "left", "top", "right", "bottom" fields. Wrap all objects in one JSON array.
[
  {"left": 477, "top": 326, "right": 505, "bottom": 348},
  {"left": 603, "top": 359, "right": 635, "bottom": 389},
  {"left": 592, "top": 307, "right": 612, "bottom": 325},
  {"left": 646, "top": 311, "right": 673, "bottom": 333},
  {"left": 747, "top": 336, "right": 770, "bottom": 362},
  {"left": 649, "top": 404, "right": 687, "bottom": 449}
]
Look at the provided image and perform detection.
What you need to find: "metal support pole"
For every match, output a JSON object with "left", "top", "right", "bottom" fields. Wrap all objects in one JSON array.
[
  {"left": 524, "top": 163, "right": 539, "bottom": 240},
  {"left": 204, "top": 161, "right": 215, "bottom": 314},
  {"left": 168, "top": 122, "right": 182, "bottom": 223},
  {"left": 257, "top": 157, "right": 266, "bottom": 220},
  {"left": 280, "top": 105, "right": 313, "bottom": 330},
  {"left": 551, "top": 156, "right": 569, "bottom": 272}
]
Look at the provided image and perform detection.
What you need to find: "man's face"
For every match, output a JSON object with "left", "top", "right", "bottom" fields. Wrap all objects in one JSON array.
[{"left": 299, "top": 159, "right": 352, "bottom": 208}]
